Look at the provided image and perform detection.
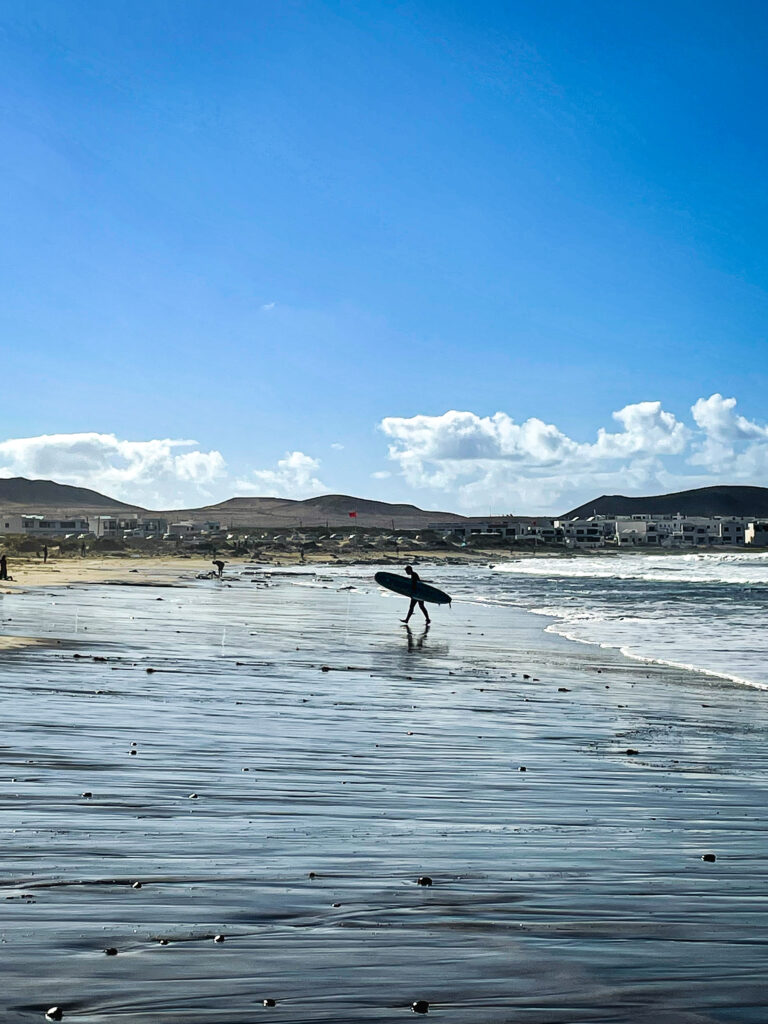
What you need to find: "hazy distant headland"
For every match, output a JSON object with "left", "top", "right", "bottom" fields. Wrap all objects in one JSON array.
[{"left": 1, "top": 477, "right": 768, "bottom": 527}]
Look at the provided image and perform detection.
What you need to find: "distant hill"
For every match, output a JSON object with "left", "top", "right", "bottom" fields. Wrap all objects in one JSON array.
[
  {"left": 0, "top": 477, "right": 465, "bottom": 527},
  {"left": 163, "top": 493, "right": 469, "bottom": 529},
  {"left": 563, "top": 485, "right": 768, "bottom": 519},
  {"left": 0, "top": 477, "right": 140, "bottom": 512}
]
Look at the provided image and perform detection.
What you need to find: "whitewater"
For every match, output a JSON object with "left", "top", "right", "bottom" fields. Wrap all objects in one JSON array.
[{"left": 487, "top": 550, "right": 768, "bottom": 690}]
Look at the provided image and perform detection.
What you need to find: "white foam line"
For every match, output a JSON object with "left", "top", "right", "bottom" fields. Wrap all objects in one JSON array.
[{"left": 539, "top": 619, "right": 768, "bottom": 691}]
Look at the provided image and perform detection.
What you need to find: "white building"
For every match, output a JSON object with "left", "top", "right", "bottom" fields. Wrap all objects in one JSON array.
[
  {"left": 91, "top": 516, "right": 169, "bottom": 539},
  {"left": 0, "top": 514, "right": 90, "bottom": 536},
  {"left": 746, "top": 522, "right": 768, "bottom": 546},
  {"left": 555, "top": 517, "right": 610, "bottom": 547}
]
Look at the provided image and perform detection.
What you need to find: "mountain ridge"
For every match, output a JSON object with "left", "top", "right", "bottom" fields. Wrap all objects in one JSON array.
[
  {"left": 2, "top": 477, "right": 767, "bottom": 526},
  {"left": 0, "top": 477, "right": 142, "bottom": 511},
  {"left": 563, "top": 485, "right": 768, "bottom": 519},
  {"left": 0, "top": 478, "right": 467, "bottom": 527}
]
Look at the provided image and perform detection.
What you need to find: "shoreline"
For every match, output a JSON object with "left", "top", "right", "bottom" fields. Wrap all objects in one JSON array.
[
  {"left": 1, "top": 563, "right": 767, "bottom": 1020},
  {"left": 2, "top": 542, "right": 763, "bottom": 593}
]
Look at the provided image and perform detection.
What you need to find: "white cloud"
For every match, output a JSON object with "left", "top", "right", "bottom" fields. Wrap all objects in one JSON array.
[
  {"left": 592, "top": 401, "right": 689, "bottom": 457},
  {"left": 0, "top": 432, "right": 226, "bottom": 508},
  {"left": 689, "top": 394, "right": 768, "bottom": 476},
  {"left": 261, "top": 302, "right": 276, "bottom": 311},
  {"left": 235, "top": 451, "right": 326, "bottom": 499},
  {"left": 691, "top": 393, "right": 768, "bottom": 442},
  {"left": 378, "top": 395, "right": 768, "bottom": 512},
  {"left": 331, "top": 442, "right": 345, "bottom": 451},
  {"left": 371, "top": 470, "right": 392, "bottom": 479}
]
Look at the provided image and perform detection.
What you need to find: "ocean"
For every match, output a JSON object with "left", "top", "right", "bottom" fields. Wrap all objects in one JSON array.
[{"left": 480, "top": 550, "right": 768, "bottom": 690}]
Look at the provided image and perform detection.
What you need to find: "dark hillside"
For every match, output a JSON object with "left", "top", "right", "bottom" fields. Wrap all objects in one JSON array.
[
  {"left": 563, "top": 485, "right": 768, "bottom": 519},
  {"left": 0, "top": 477, "right": 140, "bottom": 511}
]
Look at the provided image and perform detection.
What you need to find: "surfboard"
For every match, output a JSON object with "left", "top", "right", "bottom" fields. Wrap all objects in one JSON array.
[{"left": 374, "top": 571, "right": 452, "bottom": 605}]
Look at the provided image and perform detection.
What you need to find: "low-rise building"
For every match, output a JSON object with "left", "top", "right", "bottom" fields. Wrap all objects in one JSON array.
[
  {"left": 0, "top": 514, "right": 90, "bottom": 536},
  {"left": 746, "top": 522, "right": 768, "bottom": 546}
]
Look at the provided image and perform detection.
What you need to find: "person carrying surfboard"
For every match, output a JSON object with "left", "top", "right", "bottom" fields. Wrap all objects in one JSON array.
[{"left": 401, "top": 565, "right": 431, "bottom": 625}]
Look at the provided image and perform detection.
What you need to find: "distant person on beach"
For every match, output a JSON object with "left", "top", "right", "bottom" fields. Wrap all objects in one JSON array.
[
  {"left": 0, "top": 554, "right": 8, "bottom": 580},
  {"left": 213, "top": 559, "right": 225, "bottom": 578},
  {"left": 43, "top": 544, "right": 48, "bottom": 563},
  {"left": 80, "top": 542, "right": 86, "bottom": 557},
  {"left": 401, "top": 565, "right": 431, "bottom": 626}
]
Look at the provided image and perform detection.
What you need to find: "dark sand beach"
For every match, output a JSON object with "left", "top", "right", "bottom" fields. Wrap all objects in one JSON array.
[{"left": 2, "top": 564, "right": 767, "bottom": 1022}]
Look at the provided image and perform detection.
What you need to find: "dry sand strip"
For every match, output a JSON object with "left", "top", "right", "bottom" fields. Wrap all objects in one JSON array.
[
  {"left": 0, "top": 635, "right": 56, "bottom": 652},
  {"left": 0, "top": 550, "right": 496, "bottom": 592}
]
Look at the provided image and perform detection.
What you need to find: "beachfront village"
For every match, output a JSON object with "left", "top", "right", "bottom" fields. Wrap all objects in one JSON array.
[{"left": 0, "top": 509, "right": 766, "bottom": 555}]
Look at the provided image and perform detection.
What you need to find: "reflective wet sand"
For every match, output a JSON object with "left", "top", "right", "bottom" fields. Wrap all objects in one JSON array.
[{"left": 2, "top": 568, "right": 767, "bottom": 1022}]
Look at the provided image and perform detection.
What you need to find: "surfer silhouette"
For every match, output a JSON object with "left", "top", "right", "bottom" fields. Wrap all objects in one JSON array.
[
  {"left": 212, "top": 559, "right": 225, "bottom": 578},
  {"left": 401, "top": 565, "right": 431, "bottom": 625}
]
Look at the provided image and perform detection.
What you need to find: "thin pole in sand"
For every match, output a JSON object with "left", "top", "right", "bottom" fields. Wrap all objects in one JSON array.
[{"left": 344, "top": 591, "right": 351, "bottom": 645}]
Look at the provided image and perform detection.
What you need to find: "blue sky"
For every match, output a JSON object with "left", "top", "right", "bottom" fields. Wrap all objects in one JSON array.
[{"left": 1, "top": 0, "right": 766, "bottom": 513}]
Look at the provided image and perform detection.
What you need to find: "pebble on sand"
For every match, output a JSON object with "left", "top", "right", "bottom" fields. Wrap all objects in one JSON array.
[
  {"left": 263, "top": 998, "right": 277, "bottom": 1007},
  {"left": 702, "top": 853, "right": 717, "bottom": 862},
  {"left": 45, "top": 1010, "right": 63, "bottom": 1022},
  {"left": 411, "top": 1000, "right": 430, "bottom": 1013},
  {"left": 416, "top": 876, "right": 433, "bottom": 886}
]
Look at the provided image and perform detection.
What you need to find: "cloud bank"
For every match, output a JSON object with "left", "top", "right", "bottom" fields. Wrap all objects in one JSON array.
[
  {"left": 0, "top": 433, "right": 227, "bottom": 508},
  {"left": 0, "top": 395, "right": 764, "bottom": 513},
  {"left": 380, "top": 394, "right": 768, "bottom": 512}
]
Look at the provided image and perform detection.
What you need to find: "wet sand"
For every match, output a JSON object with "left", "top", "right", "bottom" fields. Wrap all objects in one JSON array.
[
  {"left": 2, "top": 567, "right": 767, "bottom": 1022},
  {"left": 0, "top": 548, "right": 498, "bottom": 592}
]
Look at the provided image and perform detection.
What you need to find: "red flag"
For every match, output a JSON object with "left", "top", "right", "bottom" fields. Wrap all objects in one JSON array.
[{"left": 349, "top": 511, "right": 357, "bottom": 518}]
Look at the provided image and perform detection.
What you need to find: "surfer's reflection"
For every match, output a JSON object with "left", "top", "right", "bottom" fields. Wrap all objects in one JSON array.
[{"left": 405, "top": 624, "right": 430, "bottom": 652}]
